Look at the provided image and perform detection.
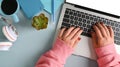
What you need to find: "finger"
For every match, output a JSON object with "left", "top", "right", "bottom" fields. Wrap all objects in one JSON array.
[
  {"left": 96, "top": 23, "right": 107, "bottom": 37},
  {"left": 69, "top": 28, "right": 80, "bottom": 39},
  {"left": 68, "top": 28, "right": 82, "bottom": 39},
  {"left": 63, "top": 27, "right": 74, "bottom": 38},
  {"left": 71, "top": 29, "right": 83, "bottom": 40},
  {"left": 93, "top": 25, "right": 102, "bottom": 38},
  {"left": 100, "top": 22, "right": 110, "bottom": 36},
  {"left": 91, "top": 31, "right": 97, "bottom": 48},
  {"left": 72, "top": 37, "right": 81, "bottom": 48},
  {"left": 107, "top": 26, "right": 114, "bottom": 38},
  {"left": 58, "top": 28, "right": 66, "bottom": 38}
]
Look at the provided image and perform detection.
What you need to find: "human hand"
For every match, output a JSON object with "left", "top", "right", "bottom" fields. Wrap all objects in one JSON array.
[
  {"left": 58, "top": 27, "right": 83, "bottom": 48},
  {"left": 91, "top": 22, "right": 114, "bottom": 48}
]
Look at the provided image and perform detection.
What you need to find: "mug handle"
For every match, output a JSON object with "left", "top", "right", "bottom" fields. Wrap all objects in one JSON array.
[{"left": 12, "top": 14, "right": 19, "bottom": 23}]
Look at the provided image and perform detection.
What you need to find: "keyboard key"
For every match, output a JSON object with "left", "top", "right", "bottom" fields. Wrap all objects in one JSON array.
[
  {"left": 63, "top": 18, "right": 69, "bottom": 22},
  {"left": 65, "top": 10, "right": 69, "bottom": 14},
  {"left": 78, "top": 22, "right": 82, "bottom": 26},
  {"left": 90, "top": 16, "right": 93, "bottom": 20},
  {"left": 83, "top": 24, "right": 86, "bottom": 27},
  {"left": 78, "top": 13, "right": 81, "bottom": 17},
  {"left": 103, "top": 19, "right": 106, "bottom": 23},
  {"left": 71, "top": 24, "right": 75, "bottom": 27},
  {"left": 81, "top": 32, "right": 86, "bottom": 35},
  {"left": 101, "top": 18, "right": 104, "bottom": 22},
  {"left": 87, "top": 25, "right": 91, "bottom": 28},
  {"left": 61, "top": 8, "right": 120, "bottom": 45},
  {"left": 64, "top": 14, "right": 70, "bottom": 18},
  {"left": 112, "top": 27, "right": 115, "bottom": 30},
  {"left": 116, "top": 33, "right": 120, "bottom": 36},
  {"left": 88, "top": 29, "right": 91, "bottom": 33},
  {"left": 98, "top": 18, "right": 102, "bottom": 22},
  {"left": 91, "top": 21, "right": 95, "bottom": 25},
  {"left": 110, "top": 21, "right": 114, "bottom": 25},
  {"left": 70, "top": 16, "right": 74, "bottom": 19},
  {"left": 82, "top": 19, "right": 86, "bottom": 23},
  {"left": 119, "top": 24, "right": 120, "bottom": 28},
  {"left": 62, "top": 22, "right": 70, "bottom": 27},
  {"left": 80, "top": 12, "right": 84, "bottom": 14},
  {"left": 84, "top": 28, "right": 87, "bottom": 31},
  {"left": 61, "top": 25, "right": 65, "bottom": 29},
  {"left": 94, "top": 17, "right": 98, "bottom": 21},
  {"left": 86, "top": 16, "right": 89, "bottom": 19},
  {"left": 74, "top": 12, "right": 77, "bottom": 16},
  {"left": 70, "top": 20, "right": 74, "bottom": 24},
  {"left": 116, "top": 41, "right": 120, "bottom": 45},
  {"left": 115, "top": 23, "right": 118, "bottom": 27},
  {"left": 78, "top": 18, "right": 82, "bottom": 21},
  {"left": 82, "top": 32, "right": 91, "bottom": 37},
  {"left": 74, "top": 21, "right": 78, "bottom": 25},
  {"left": 115, "top": 36, "right": 120, "bottom": 41},
  {"left": 116, "top": 28, "right": 119, "bottom": 31},
  {"left": 82, "top": 14, "right": 85, "bottom": 18},
  {"left": 107, "top": 21, "right": 110, "bottom": 24},
  {"left": 74, "top": 17, "right": 78, "bottom": 20},
  {"left": 66, "top": 8, "right": 71, "bottom": 10},
  {"left": 87, "top": 20, "right": 90, "bottom": 24},
  {"left": 70, "top": 11, "right": 73, "bottom": 15}
]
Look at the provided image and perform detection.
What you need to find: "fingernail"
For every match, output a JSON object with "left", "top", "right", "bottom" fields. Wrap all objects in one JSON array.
[
  {"left": 93, "top": 25, "right": 96, "bottom": 28},
  {"left": 108, "top": 26, "right": 110, "bottom": 28},
  {"left": 95, "top": 22, "right": 98, "bottom": 24},
  {"left": 78, "top": 37, "right": 81, "bottom": 40},
  {"left": 80, "top": 28, "right": 83, "bottom": 30},
  {"left": 91, "top": 30, "right": 93, "bottom": 33},
  {"left": 94, "top": 23, "right": 98, "bottom": 26},
  {"left": 80, "top": 27, "right": 83, "bottom": 30},
  {"left": 107, "top": 26, "right": 109, "bottom": 28},
  {"left": 100, "top": 22, "right": 104, "bottom": 24}
]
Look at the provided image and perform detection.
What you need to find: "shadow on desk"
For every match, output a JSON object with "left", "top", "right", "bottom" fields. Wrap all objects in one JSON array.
[{"left": 65, "top": 55, "right": 98, "bottom": 67}]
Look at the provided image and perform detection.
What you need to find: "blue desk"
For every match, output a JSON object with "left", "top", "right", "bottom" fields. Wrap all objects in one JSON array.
[{"left": 0, "top": 9, "right": 98, "bottom": 67}]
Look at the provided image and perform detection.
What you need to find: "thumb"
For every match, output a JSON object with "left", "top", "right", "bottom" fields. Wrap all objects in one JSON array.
[{"left": 91, "top": 31, "right": 97, "bottom": 48}]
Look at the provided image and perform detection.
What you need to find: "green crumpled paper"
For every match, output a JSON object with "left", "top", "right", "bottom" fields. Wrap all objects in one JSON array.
[{"left": 32, "top": 13, "right": 48, "bottom": 30}]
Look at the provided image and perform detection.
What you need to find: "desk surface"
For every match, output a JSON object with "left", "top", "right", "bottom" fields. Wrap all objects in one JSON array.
[{"left": 0, "top": 9, "right": 98, "bottom": 67}]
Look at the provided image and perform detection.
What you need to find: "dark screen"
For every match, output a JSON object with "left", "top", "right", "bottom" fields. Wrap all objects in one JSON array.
[{"left": 1, "top": 0, "right": 18, "bottom": 15}]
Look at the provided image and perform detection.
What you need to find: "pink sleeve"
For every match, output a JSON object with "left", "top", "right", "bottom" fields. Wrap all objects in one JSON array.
[
  {"left": 95, "top": 44, "right": 120, "bottom": 67},
  {"left": 35, "top": 38, "right": 74, "bottom": 67}
]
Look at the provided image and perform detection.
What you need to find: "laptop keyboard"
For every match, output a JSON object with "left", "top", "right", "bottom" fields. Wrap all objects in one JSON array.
[{"left": 61, "top": 8, "right": 120, "bottom": 45}]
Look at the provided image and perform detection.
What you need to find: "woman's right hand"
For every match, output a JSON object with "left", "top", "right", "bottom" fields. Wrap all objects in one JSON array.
[
  {"left": 58, "top": 27, "right": 83, "bottom": 49},
  {"left": 91, "top": 22, "right": 114, "bottom": 48}
]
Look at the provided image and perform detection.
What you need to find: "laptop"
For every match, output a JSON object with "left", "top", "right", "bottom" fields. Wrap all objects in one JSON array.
[{"left": 55, "top": 0, "right": 120, "bottom": 60}]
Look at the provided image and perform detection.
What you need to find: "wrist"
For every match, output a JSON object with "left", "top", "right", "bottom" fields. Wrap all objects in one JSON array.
[
  {"left": 51, "top": 38, "right": 74, "bottom": 63},
  {"left": 95, "top": 44, "right": 116, "bottom": 58}
]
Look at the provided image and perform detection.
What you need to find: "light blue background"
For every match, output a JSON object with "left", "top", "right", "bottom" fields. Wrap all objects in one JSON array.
[{"left": 0, "top": 7, "right": 98, "bottom": 67}]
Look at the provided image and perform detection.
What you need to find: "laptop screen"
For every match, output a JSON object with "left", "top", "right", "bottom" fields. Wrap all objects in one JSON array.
[{"left": 66, "top": 0, "right": 120, "bottom": 16}]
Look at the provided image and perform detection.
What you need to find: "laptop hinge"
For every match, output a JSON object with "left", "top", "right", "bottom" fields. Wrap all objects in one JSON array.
[
  {"left": 66, "top": 2, "right": 120, "bottom": 19},
  {"left": 74, "top": 4, "right": 120, "bottom": 19}
]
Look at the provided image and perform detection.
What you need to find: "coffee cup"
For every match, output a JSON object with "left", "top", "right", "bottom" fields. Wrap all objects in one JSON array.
[{"left": 0, "top": 0, "right": 19, "bottom": 23}]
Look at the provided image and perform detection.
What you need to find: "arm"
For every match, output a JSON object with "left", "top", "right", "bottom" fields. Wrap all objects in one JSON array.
[
  {"left": 91, "top": 22, "right": 120, "bottom": 67},
  {"left": 35, "top": 38, "right": 73, "bottom": 67},
  {"left": 95, "top": 44, "right": 120, "bottom": 67},
  {"left": 35, "top": 27, "right": 83, "bottom": 67}
]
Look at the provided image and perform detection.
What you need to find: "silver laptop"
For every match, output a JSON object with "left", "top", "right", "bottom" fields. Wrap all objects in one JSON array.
[{"left": 55, "top": 0, "right": 120, "bottom": 60}]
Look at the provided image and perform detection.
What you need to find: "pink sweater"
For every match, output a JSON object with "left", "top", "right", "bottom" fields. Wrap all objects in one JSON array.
[{"left": 35, "top": 38, "right": 120, "bottom": 67}]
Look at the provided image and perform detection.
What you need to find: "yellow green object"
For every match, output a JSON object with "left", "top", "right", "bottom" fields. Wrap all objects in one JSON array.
[{"left": 32, "top": 13, "right": 48, "bottom": 30}]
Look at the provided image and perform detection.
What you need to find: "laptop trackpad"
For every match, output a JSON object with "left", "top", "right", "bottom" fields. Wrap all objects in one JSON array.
[
  {"left": 73, "top": 35, "right": 120, "bottom": 60},
  {"left": 73, "top": 36, "right": 97, "bottom": 60}
]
